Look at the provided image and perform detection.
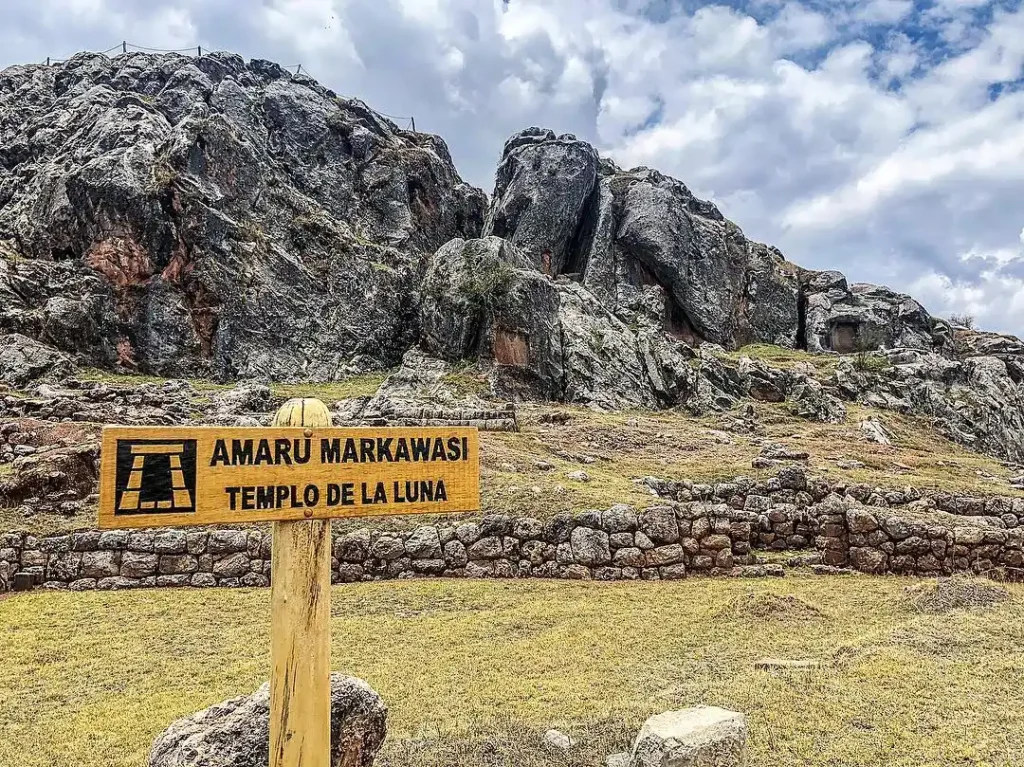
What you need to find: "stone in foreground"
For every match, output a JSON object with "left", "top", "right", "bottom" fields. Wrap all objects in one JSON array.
[
  {"left": 542, "top": 728, "right": 575, "bottom": 751},
  {"left": 632, "top": 706, "right": 747, "bottom": 767},
  {"left": 149, "top": 674, "right": 386, "bottom": 767}
]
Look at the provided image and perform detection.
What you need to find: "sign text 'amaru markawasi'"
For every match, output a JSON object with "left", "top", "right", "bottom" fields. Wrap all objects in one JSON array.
[{"left": 98, "top": 425, "right": 480, "bottom": 528}]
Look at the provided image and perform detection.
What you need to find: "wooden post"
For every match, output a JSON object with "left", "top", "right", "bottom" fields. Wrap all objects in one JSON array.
[{"left": 270, "top": 398, "right": 332, "bottom": 767}]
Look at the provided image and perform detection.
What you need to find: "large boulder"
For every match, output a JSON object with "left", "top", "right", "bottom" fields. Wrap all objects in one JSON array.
[
  {"left": 0, "top": 52, "right": 485, "bottom": 380},
  {"left": 602, "top": 168, "right": 798, "bottom": 348},
  {"left": 830, "top": 349, "right": 1024, "bottom": 462},
  {"left": 803, "top": 272, "right": 942, "bottom": 353},
  {"left": 149, "top": 674, "right": 387, "bottom": 767},
  {"left": 0, "top": 333, "right": 75, "bottom": 386},
  {"left": 484, "top": 131, "right": 803, "bottom": 350},
  {"left": 484, "top": 128, "right": 599, "bottom": 276},
  {"left": 482, "top": 128, "right": 958, "bottom": 363},
  {"left": 632, "top": 706, "right": 748, "bottom": 767},
  {"left": 0, "top": 441, "right": 99, "bottom": 510},
  {"left": 557, "top": 282, "right": 655, "bottom": 409},
  {"left": 420, "top": 236, "right": 564, "bottom": 400}
]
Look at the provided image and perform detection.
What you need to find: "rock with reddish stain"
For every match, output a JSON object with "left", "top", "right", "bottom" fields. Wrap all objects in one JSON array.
[{"left": 0, "top": 51, "right": 485, "bottom": 380}]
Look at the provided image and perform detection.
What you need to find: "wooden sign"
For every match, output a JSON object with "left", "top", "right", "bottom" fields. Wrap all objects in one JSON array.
[{"left": 98, "top": 424, "right": 480, "bottom": 528}]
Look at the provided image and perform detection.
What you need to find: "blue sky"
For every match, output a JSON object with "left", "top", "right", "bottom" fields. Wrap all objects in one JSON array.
[{"left": 1, "top": 0, "right": 1023, "bottom": 334}]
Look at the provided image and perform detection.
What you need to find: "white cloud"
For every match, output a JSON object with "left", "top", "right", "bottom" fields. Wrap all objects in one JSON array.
[
  {"left": 769, "top": 2, "right": 833, "bottom": 52},
  {"left": 781, "top": 92, "right": 1024, "bottom": 229},
  {"left": 259, "top": 0, "right": 361, "bottom": 63},
  {"left": 910, "top": 265, "right": 1024, "bottom": 334},
  {"left": 853, "top": 0, "right": 914, "bottom": 25}
]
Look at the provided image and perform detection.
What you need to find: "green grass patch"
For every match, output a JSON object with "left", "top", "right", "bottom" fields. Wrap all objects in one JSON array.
[
  {"left": 271, "top": 373, "right": 389, "bottom": 403},
  {"left": 75, "top": 368, "right": 232, "bottom": 392},
  {"left": 1, "top": 576, "right": 1023, "bottom": 766},
  {"left": 440, "top": 362, "right": 493, "bottom": 400},
  {"left": 719, "top": 344, "right": 842, "bottom": 376}
]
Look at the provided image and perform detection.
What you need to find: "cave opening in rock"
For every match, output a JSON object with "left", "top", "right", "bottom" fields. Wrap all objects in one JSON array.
[
  {"left": 563, "top": 180, "right": 601, "bottom": 279},
  {"left": 796, "top": 285, "right": 808, "bottom": 350},
  {"left": 665, "top": 296, "right": 703, "bottom": 346},
  {"left": 830, "top": 320, "right": 861, "bottom": 353}
]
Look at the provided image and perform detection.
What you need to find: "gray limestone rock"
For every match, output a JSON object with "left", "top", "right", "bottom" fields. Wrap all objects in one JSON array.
[
  {"left": 6, "top": 58, "right": 1024, "bottom": 467},
  {"left": 0, "top": 334, "right": 75, "bottom": 386},
  {"left": 803, "top": 273, "right": 942, "bottom": 353},
  {"left": 570, "top": 527, "right": 612, "bottom": 566},
  {"left": 149, "top": 673, "right": 386, "bottom": 767},
  {"left": 632, "top": 707, "right": 748, "bottom": 767},
  {"left": 0, "top": 52, "right": 484, "bottom": 380},
  {"left": 484, "top": 128, "right": 599, "bottom": 276}
]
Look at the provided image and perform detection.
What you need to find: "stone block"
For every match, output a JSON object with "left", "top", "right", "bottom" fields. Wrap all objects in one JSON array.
[
  {"left": 213, "top": 553, "right": 251, "bottom": 578},
  {"left": 638, "top": 507, "right": 679, "bottom": 544},
  {"left": 191, "top": 572, "right": 217, "bottom": 588},
  {"left": 570, "top": 527, "right": 611, "bottom": 566},
  {"left": 659, "top": 563, "right": 687, "bottom": 580},
  {"left": 645, "top": 544, "right": 685, "bottom": 567},
  {"left": 98, "top": 531, "right": 129, "bottom": 550},
  {"left": 603, "top": 504, "right": 637, "bottom": 533},
  {"left": 208, "top": 530, "right": 248, "bottom": 554},
  {"left": 81, "top": 550, "right": 120, "bottom": 579},
  {"left": 120, "top": 552, "right": 159, "bottom": 578},
  {"left": 157, "top": 574, "right": 194, "bottom": 588},
  {"left": 613, "top": 547, "right": 645, "bottom": 568},
  {"left": 467, "top": 536, "right": 503, "bottom": 560},
  {"left": 153, "top": 531, "right": 188, "bottom": 554},
  {"left": 71, "top": 531, "right": 103, "bottom": 551},
  {"left": 443, "top": 539, "right": 468, "bottom": 567},
  {"left": 126, "top": 532, "right": 156, "bottom": 553},
  {"left": 405, "top": 526, "right": 442, "bottom": 559},
  {"left": 160, "top": 554, "right": 199, "bottom": 575},
  {"left": 513, "top": 517, "right": 543, "bottom": 540},
  {"left": 633, "top": 706, "right": 747, "bottom": 767}
]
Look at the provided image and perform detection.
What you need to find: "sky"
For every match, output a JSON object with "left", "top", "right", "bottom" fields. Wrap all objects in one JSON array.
[{"left": 2, "top": 0, "right": 1023, "bottom": 334}]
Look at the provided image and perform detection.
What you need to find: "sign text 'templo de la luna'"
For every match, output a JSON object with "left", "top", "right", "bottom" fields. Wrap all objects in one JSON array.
[{"left": 98, "top": 426, "right": 480, "bottom": 529}]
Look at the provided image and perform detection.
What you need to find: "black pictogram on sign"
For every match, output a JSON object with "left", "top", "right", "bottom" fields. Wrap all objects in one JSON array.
[{"left": 114, "top": 439, "right": 197, "bottom": 515}]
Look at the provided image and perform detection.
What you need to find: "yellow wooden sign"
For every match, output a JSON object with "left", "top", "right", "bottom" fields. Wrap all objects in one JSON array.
[{"left": 98, "top": 424, "right": 480, "bottom": 529}]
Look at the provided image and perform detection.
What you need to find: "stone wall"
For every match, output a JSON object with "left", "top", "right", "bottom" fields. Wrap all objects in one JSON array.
[{"left": 3, "top": 468, "right": 1023, "bottom": 591}]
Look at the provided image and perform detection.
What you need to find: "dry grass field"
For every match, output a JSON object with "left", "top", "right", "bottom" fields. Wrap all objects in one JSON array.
[
  {"left": 478, "top": 400, "right": 1024, "bottom": 519},
  {"left": 2, "top": 575, "right": 1023, "bottom": 767}
]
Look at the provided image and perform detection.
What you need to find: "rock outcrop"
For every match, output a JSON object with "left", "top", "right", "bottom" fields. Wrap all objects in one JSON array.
[
  {"left": 0, "top": 52, "right": 485, "bottom": 380},
  {"left": 149, "top": 674, "right": 387, "bottom": 767},
  {"left": 803, "top": 271, "right": 945, "bottom": 353},
  {"left": 832, "top": 349, "right": 1024, "bottom": 462},
  {"left": 421, "top": 128, "right": 968, "bottom": 418},
  {"left": 0, "top": 333, "right": 75, "bottom": 386},
  {"left": 484, "top": 130, "right": 803, "bottom": 349},
  {"left": 6, "top": 52, "right": 1024, "bottom": 462}
]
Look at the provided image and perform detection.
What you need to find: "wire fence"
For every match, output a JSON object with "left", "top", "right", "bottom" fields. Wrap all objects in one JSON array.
[{"left": 40, "top": 41, "right": 417, "bottom": 132}]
